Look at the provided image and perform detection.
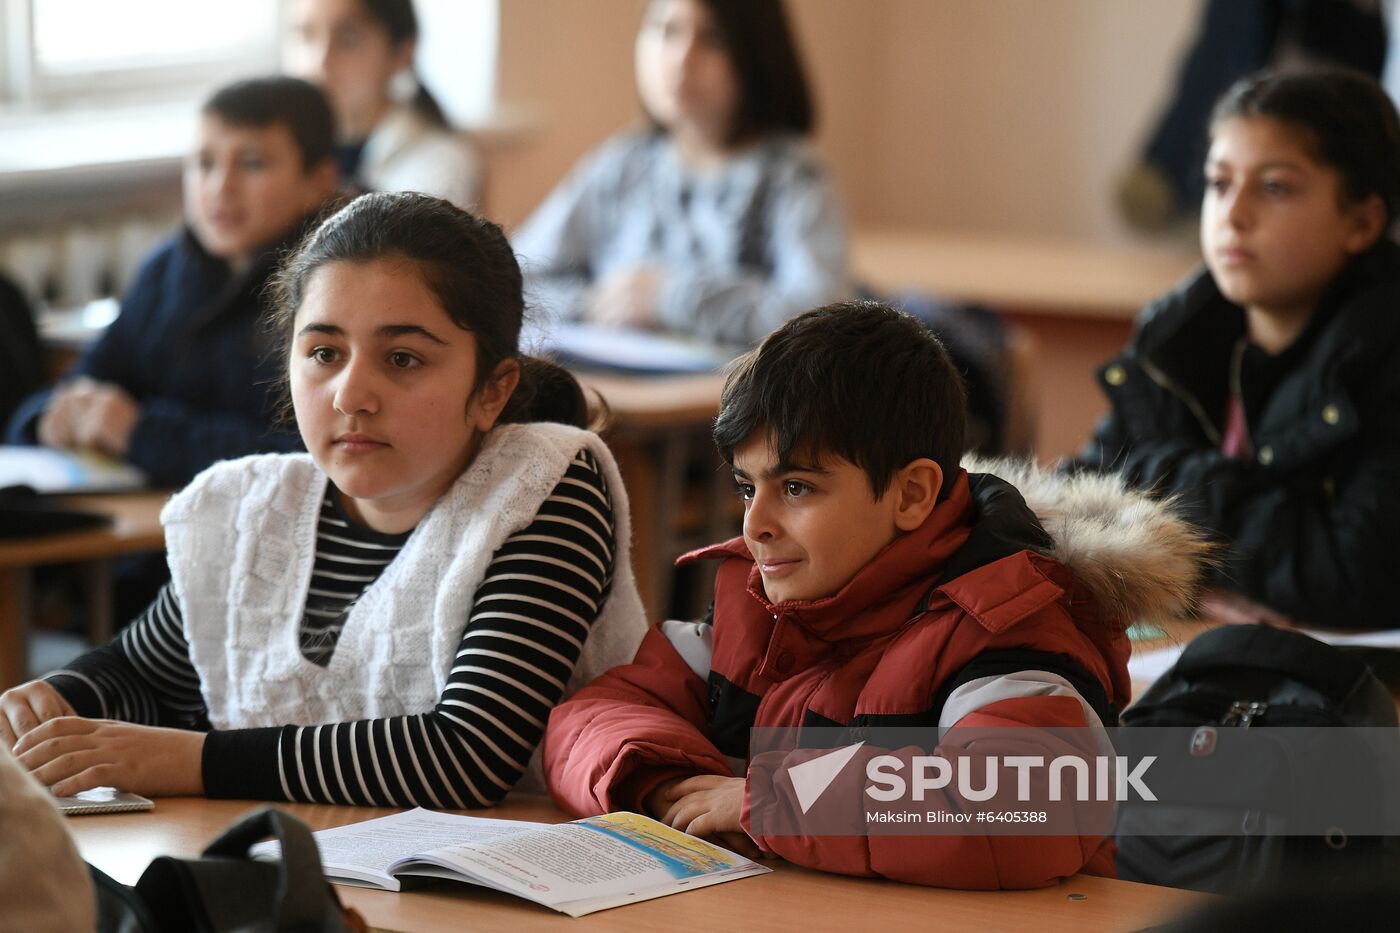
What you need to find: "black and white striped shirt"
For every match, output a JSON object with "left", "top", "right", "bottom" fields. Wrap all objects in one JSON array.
[{"left": 48, "top": 448, "right": 614, "bottom": 808}]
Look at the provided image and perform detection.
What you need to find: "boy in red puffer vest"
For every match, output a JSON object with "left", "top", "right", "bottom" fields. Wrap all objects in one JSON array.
[{"left": 544, "top": 300, "right": 1209, "bottom": 889}]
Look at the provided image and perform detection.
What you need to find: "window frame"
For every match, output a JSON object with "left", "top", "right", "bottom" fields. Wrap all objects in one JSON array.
[{"left": 1, "top": 0, "right": 281, "bottom": 112}]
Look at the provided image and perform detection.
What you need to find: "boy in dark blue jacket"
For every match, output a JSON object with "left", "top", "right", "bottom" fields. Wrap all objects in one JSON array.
[{"left": 7, "top": 76, "right": 339, "bottom": 488}]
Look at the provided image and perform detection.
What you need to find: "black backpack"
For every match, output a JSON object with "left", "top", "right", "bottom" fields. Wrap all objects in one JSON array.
[
  {"left": 92, "top": 807, "right": 364, "bottom": 933},
  {"left": 1113, "top": 623, "right": 1400, "bottom": 894}
]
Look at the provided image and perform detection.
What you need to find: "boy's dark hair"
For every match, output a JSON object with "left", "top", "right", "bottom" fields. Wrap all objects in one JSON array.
[
  {"left": 1211, "top": 68, "right": 1400, "bottom": 228},
  {"left": 713, "top": 300, "right": 967, "bottom": 501},
  {"left": 267, "top": 191, "right": 588, "bottom": 428},
  {"left": 645, "top": 0, "right": 813, "bottom": 143},
  {"left": 203, "top": 76, "right": 335, "bottom": 172},
  {"left": 354, "top": 0, "right": 450, "bottom": 127}
]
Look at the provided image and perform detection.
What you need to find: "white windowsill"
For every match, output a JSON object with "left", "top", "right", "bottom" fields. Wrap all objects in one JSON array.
[
  {"left": 0, "top": 98, "right": 543, "bottom": 192},
  {"left": 0, "top": 102, "right": 198, "bottom": 189}
]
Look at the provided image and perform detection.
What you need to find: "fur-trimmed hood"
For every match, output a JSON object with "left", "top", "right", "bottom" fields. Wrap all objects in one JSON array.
[{"left": 965, "top": 456, "right": 1213, "bottom": 628}]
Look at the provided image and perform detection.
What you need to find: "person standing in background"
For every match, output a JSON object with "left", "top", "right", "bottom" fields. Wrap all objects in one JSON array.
[{"left": 284, "top": 0, "right": 480, "bottom": 210}]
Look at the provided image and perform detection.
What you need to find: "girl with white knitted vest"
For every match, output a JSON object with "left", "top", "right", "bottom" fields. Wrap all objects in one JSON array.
[{"left": 1, "top": 192, "right": 648, "bottom": 808}]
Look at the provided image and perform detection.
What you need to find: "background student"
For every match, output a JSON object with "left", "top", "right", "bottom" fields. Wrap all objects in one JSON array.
[
  {"left": 0, "top": 271, "right": 41, "bottom": 434},
  {"left": 4, "top": 76, "right": 338, "bottom": 623},
  {"left": 511, "top": 0, "right": 849, "bottom": 348},
  {"left": 5, "top": 76, "right": 337, "bottom": 488},
  {"left": 1078, "top": 68, "right": 1400, "bottom": 630},
  {"left": 0, "top": 193, "right": 647, "bottom": 808},
  {"left": 284, "top": 0, "right": 481, "bottom": 210}
]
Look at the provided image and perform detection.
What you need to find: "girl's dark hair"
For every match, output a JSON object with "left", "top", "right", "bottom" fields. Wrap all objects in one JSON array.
[
  {"left": 645, "top": 0, "right": 813, "bottom": 143},
  {"left": 358, "top": 0, "right": 449, "bottom": 127},
  {"left": 1211, "top": 68, "right": 1400, "bottom": 227},
  {"left": 267, "top": 191, "right": 588, "bottom": 428}
]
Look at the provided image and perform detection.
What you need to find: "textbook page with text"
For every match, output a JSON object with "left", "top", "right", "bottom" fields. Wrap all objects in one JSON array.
[{"left": 284, "top": 808, "right": 771, "bottom": 917}]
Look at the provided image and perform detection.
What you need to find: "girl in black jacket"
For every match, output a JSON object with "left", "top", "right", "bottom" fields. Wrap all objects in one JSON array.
[{"left": 1080, "top": 68, "right": 1400, "bottom": 629}]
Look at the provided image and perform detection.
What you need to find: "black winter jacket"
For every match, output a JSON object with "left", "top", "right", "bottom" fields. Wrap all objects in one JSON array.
[{"left": 1078, "top": 242, "right": 1400, "bottom": 628}]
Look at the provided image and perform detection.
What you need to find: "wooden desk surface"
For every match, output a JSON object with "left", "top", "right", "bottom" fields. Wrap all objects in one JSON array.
[
  {"left": 72, "top": 795, "right": 1207, "bottom": 933},
  {"left": 852, "top": 226, "right": 1199, "bottom": 320},
  {"left": 579, "top": 371, "right": 725, "bottom": 433}
]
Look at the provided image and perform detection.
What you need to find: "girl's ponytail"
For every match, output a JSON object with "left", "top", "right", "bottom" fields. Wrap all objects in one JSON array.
[
  {"left": 410, "top": 78, "right": 450, "bottom": 129},
  {"left": 500, "top": 356, "right": 591, "bottom": 429}
]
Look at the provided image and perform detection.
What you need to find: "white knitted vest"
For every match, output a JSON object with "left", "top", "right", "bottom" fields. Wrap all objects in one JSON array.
[{"left": 162, "top": 422, "right": 647, "bottom": 789}]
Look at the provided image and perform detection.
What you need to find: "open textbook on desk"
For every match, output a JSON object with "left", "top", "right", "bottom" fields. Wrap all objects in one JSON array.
[{"left": 258, "top": 807, "right": 769, "bottom": 918}]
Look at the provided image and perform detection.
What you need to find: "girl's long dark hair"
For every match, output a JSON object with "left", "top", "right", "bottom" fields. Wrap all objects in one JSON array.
[
  {"left": 360, "top": 0, "right": 449, "bottom": 127},
  {"left": 267, "top": 191, "right": 589, "bottom": 429}
]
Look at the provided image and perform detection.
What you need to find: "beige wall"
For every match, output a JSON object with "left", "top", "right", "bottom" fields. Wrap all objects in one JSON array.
[{"left": 491, "top": 0, "right": 1204, "bottom": 244}]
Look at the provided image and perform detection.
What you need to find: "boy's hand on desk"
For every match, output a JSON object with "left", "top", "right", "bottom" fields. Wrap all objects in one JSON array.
[
  {"left": 72, "top": 382, "right": 140, "bottom": 457},
  {"left": 0, "top": 680, "right": 76, "bottom": 749},
  {"left": 37, "top": 379, "right": 97, "bottom": 449},
  {"left": 38, "top": 377, "right": 140, "bottom": 457},
  {"left": 655, "top": 774, "right": 765, "bottom": 860},
  {"left": 12, "top": 718, "right": 206, "bottom": 798}
]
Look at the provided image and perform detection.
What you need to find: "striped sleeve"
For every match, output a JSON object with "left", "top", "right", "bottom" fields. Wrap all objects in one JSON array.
[
  {"left": 204, "top": 447, "right": 617, "bottom": 806},
  {"left": 46, "top": 582, "right": 210, "bottom": 731}
]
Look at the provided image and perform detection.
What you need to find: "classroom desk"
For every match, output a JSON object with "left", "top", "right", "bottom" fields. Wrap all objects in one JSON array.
[
  {"left": 72, "top": 795, "right": 1210, "bottom": 933},
  {"left": 851, "top": 227, "right": 1200, "bottom": 461},
  {"left": 0, "top": 491, "right": 168, "bottom": 690}
]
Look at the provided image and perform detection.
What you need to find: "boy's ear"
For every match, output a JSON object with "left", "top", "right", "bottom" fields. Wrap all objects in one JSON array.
[
  {"left": 891, "top": 458, "right": 943, "bottom": 532},
  {"left": 1344, "top": 193, "right": 1387, "bottom": 255}
]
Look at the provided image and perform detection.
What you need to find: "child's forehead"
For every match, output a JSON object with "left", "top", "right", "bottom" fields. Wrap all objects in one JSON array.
[
  {"left": 197, "top": 114, "right": 298, "bottom": 151},
  {"left": 731, "top": 431, "right": 851, "bottom": 474},
  {"left": 293, "top": 259, "right": 459, "bottom": 328},
  {"left": 1208, "top": 115, "right": 1325, "bottom": 169}
]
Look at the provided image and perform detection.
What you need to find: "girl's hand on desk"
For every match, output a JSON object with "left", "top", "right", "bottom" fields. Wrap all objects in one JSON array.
[
  {"left": 587, "top": 265, "right": 664, "bottom": 328},
  {"left": 12, "top": 718, "right": 206, "bottom": 798},
  {"left": 0, "top": 680, "right": 76, "bottom": 749}
]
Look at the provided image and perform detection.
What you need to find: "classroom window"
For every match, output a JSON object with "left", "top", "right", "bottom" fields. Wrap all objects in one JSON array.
[
  {"left": 2, "top": 0, "right": 280, "bottom": 109},
  {"left": 1, "top": 0, "right": 499, "bottom": 122}
]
